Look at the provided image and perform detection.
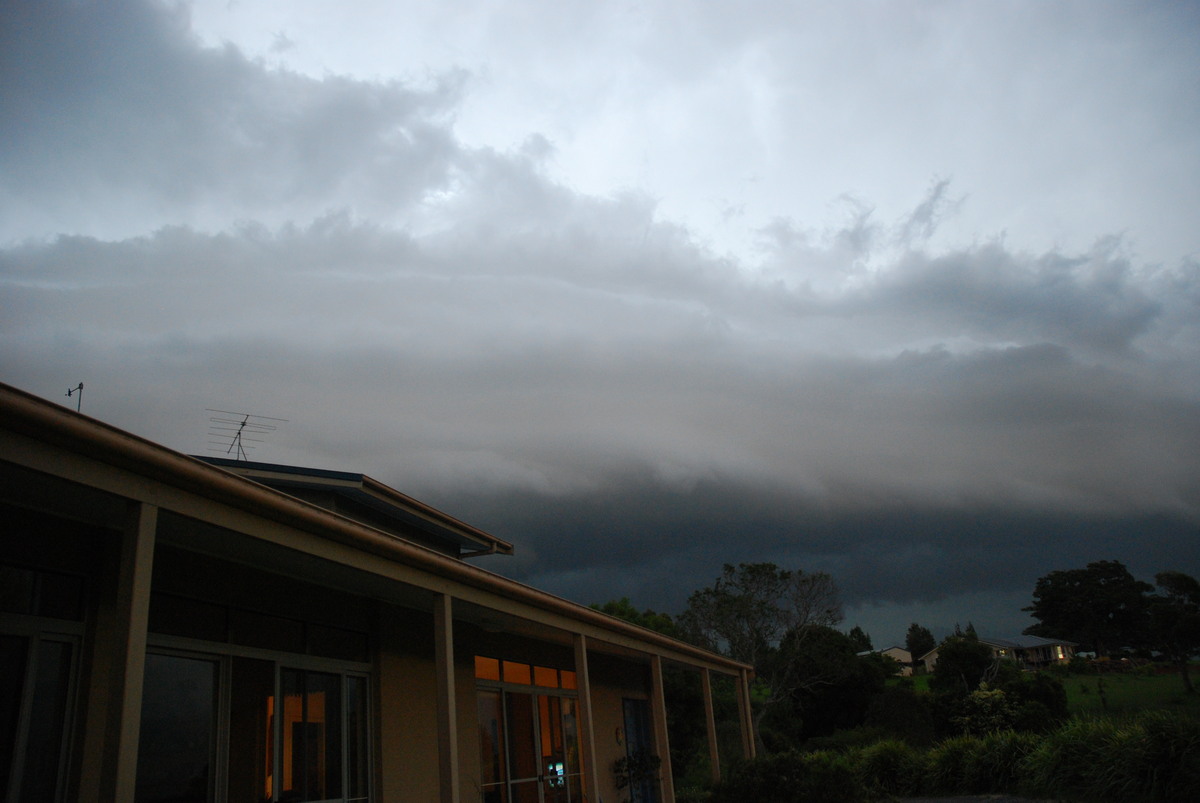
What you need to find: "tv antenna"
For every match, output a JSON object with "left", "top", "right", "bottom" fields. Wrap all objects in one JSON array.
[
  {"left": 65, "top": 382, "right": 83, "bottom": 412},
  {"left": 206, "top": 409, "right": 288, "bottom": 461}
]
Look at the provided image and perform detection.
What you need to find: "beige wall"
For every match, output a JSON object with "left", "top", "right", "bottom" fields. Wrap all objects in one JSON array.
[{"left": 377, "top": 604, "right": 443, "bottom": 801}]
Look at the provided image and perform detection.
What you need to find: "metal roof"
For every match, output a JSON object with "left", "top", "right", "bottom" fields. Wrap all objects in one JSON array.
[{"left": 198, "top": 456, "right": 513, "bottom": 557}]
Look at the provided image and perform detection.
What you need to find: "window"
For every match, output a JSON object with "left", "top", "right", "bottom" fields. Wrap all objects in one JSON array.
[
  {"left": 1, "top": 563, "right": 84, "bottom": 803},
  {"left": 135, "top": 652, "right": 370, "bottom": 803},
  {"left": 621, "top": 699, "right": 657, "bottom": 803},
  {"left": 149, "top": 593, "right": 369, "bottom": 663},
  {"left": 136, "top": 653, "right": 219, "bottom": 803},
  {"left": 474, "top": 656, "right": 575, "bottom": 691},
  {"left": 475, "top": 656, "right": 584, "bottom": 803}
]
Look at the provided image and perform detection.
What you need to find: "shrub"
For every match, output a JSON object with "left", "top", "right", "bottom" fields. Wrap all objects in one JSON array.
[
  {"left": 952, "top": 686, "right": 1016, "bottom": 736},
  {"left": 1114, "top": 711, "right": 1200, "bottom": 801},
  {"left": 674, "top": 786, "right": 712, "bottom": 803},
  {"left": 1023, "top": 716, "right": 1119, "bottom": 795},
  {"left": 1001, "top": 672, "right": 1069, "bottom": 732},
  {"left": 853, "top": 738, "right": 926, "bottom": 797},
  {"left": 925, "top": 734, "right": 981, "bottom": 794},
  {"left": 803, "top": 725, "right": 890, "bottom": 753},
  {"left": 865, "top": 684, "right": 936, "bottom": 746},
  {"left": 709, "top": 750, "right": 865, "bottom": 803},
  {"left": 967, "top": 730, "right": 1039, "bottom": 794},
  {"left": 1022, "top": 712, "right": 1200, "bottom": 801}
]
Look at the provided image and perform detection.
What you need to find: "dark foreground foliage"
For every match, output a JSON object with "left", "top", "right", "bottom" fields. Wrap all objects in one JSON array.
[{"left": 704, "top": 710, "right": 1200, "bottom": 803}]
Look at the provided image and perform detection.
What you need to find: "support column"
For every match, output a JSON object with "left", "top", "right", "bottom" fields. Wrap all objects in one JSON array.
[
  {"left": 573, "top": 634, "right": 601, "bottom": 803},
  {"left": 701, "top": 669, "right": 721, "bottom": 784},
  {"left": 433, "top": 593, "right": 461, "bottom": 803},
  {"left": 77, "top": 501, "right": 157, "bottom": 803},
  {"left": 736, "top": 668, "right": 756, "bottom": 760},
  {"left": 649, "top": 655, "right": 675, "bottom": 802}
]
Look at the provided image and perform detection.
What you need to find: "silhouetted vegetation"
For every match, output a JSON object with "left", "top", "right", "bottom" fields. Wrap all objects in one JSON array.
[
  {"left": 706, "top": 710, "right": 1200, "bottom": 802},
  {"left": 599, "top": 559, "right": 1200, "bottom": 800}
]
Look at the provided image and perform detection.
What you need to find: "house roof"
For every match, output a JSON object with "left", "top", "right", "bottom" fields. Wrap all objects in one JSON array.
[
  {"left": 919, "top": 635, "right": 1077, "bottom": 662},
  {"left": 980, "top": 635, "right": 1078, "bottom": 650},
  {"left": 198, "top": 456, "right": 513, "bottom": 557}
]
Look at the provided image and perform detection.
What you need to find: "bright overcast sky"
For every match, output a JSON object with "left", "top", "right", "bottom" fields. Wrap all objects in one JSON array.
[{"left": 3, "top": 0, "right": 1198, "bottom": 645}]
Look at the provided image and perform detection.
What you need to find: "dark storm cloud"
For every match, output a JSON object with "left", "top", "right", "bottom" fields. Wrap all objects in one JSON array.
[
  {"left": 445, "top": 477, "right": 1198, "bottom": 635},
  {"left": 2, "top": 0, "right": 1198, "bottom": 643}
]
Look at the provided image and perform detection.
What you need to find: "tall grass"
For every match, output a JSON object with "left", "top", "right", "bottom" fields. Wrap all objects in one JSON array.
[{"left": 1021, "top": 711, "right": 1200, "bottom": 801}]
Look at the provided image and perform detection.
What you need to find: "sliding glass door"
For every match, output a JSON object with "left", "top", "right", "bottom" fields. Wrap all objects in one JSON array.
[
  {"left": 478, "top": 687, "right": 583, "bottom": 803},
  {"left": 135, "top": 650, "right": 369, "bottom": 803}
]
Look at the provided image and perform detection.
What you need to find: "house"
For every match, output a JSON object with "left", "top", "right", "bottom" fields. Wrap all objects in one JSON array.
[
  {"left": 879, "top": 646, "right": 913, "bottom": 676},
  {"left": 919, "top": 635, "right": 1076, "bottom": 674},
  {"left": 0, "top": 382, "right": 754, "bottom": 802},
  {"left": 980, "top": 636, "right": 1077, "bottom": 669}
]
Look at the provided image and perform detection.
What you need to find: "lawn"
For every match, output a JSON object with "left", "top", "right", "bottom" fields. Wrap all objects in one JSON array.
[
  {"left": 896, "top": 665, "right": 1199, "bottom": 714},
  {"left": 1064, "top": 666, "right": 1200, "bottom": 714}
]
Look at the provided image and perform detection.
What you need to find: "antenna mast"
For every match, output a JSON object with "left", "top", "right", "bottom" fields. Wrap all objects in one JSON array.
[
  {"left": 206, "top": 409, "right": 287, "bottom": 461},
  {"left": 65, "top": 382, "right": 83, "bottom": 412}
]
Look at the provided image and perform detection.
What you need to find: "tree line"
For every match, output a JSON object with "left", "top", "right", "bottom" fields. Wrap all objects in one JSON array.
[
  {"left": 1022, "top": 559, "right": 1200, "bottom": 691},
  {"left": 593, "top": 558, "right": 1198, "bottom": 785}
]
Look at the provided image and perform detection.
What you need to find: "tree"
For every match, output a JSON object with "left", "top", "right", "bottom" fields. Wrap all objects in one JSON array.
[
  {"left": 847, "top": 625, "right": 872, "bottom": 652},
  {"left": 1150, "top": 571, "right": 1200, "bottom": 693},
  {"left": 1022, "top": 559, "right": 1153, "bottom": 656},
  {"left": 762, "top": 626, "right": 889, "bottom": 746},
  {"left": 930, "top": 636, "right": 996, "bottom": 696},
  {"left": 677, "top": 563, "right": 842, "bottom": 749},
  {"left": 592, "top": 597, "right": 680, "bottom": 638},
  {"left": 905, "top": 623, "right": 936, "bottom": 670}
]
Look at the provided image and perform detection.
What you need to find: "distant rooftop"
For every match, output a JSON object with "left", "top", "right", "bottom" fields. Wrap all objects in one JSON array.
[
  {"left": 198, "top": 457, "right": 513, "bottom": 560},
  {"left": 981, "top": 635, "right": 1078, "bottom": 649}
]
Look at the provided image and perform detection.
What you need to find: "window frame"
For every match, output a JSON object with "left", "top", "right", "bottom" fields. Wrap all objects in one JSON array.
[
  {"left": 0, "top": 613, "right": 83, "bottom": 803},
  {"left": 474, "top": 657, "right": 585, "bottom": 803},
  {"left": 142, "top": 634, "right": 372, "bottom": 803}
]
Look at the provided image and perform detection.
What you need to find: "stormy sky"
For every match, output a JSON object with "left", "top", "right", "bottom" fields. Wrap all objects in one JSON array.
[{"left": 3, "top": 0, "right": 1198, "bottom": 647}]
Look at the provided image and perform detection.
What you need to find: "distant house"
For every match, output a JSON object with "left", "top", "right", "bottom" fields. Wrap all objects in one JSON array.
[
  {"left": 859, "top": 643, "right": 912, "bottom": 672},
  {"left": 982, "top": 635, "right": 1077, "bottom": 669},
  {"left": 920, "top": 635, "right": 1076, "bottom": 674},
  {"left": 0, "top": 382, "right": 754, "bottom": 802}
]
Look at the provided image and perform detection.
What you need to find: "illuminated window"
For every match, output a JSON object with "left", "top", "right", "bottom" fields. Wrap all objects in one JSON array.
[
  {"left": 503, "top": 660, "right": 532, "bottom": 685},
  {"left": 475, "top": 656, "right": 575, "bottom": 689},
  {"left": 475, "top": 655, "right": 501, "bottom": 681},
  {"left": 476, "top": 683, "right": 584, "bottom": 801},
  {"left": 534, "top": 665, "right": 559, "bottom": 688}
]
